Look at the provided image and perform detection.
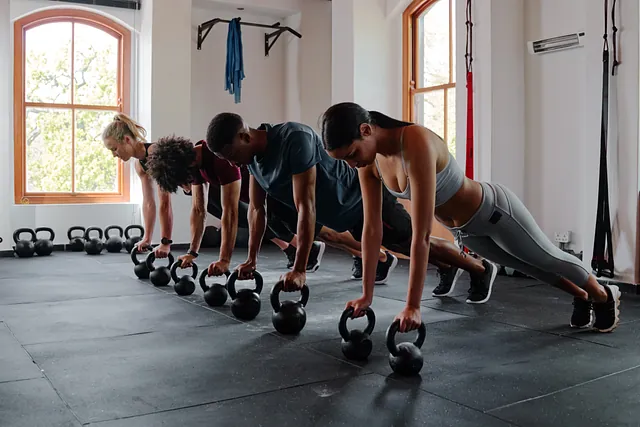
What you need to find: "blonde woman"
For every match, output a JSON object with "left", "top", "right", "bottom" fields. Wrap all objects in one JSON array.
[{"left": 102, "top": 114, "right": 173, "bottom": 258}]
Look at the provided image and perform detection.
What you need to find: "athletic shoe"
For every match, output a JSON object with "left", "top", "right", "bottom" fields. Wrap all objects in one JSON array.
[
  {"left": 432, "top": 266, "right": 464, "bottom": 297},
  {"left": 570, "top": 298, "right": 594, "bottom": 328},
  {"left": 351, "top": 256, "right": 362, "bottom": 279},
  {"left": 466, "top": 259, "right": 498, "bottom": 304},
  {"left": 306, "top": 241, "right": 326, "bottom": 273},
  {"left": 375, "top": 251, "right": 398, "bottom": 285},
  {"left": 284, "top": 245, "right": 296, "bottom": 269},
  {"left": 593, "top": 284, "right": 621, "bottom": 332}
]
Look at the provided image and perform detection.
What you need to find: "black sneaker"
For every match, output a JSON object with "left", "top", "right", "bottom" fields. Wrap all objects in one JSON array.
[
  {"left": 306, "top": 241, "right": 326, "bottom": 273},
  {"left": 593, "top": 284, "right": 621, "bottom": 333},
  {"left": 466, "top": 259, "right": 498, "bottom": 304},
  {"left": 570, "top": 297, "right": 594, "bottom": 328},
  {"left": 375, "top": 252, "right": 398, "bottom": 284},
  {"left": 432, "top": 266, "right": 463, "bottom": 297},
  {"left": 351, "top": 256, "right": 362, "bottom": 280},
  {"left": 283, "top": 245, "right": 296, "bottom": 269}
]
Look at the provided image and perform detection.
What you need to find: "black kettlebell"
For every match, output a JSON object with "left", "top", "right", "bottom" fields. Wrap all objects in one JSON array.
[
  {"left": 339, "top": 307, "right": 376, "bottom": 361},
  {"left": 84, "top": 227, "right": 104, "bottom": 255},
  {"left": 226, "top": 270, "right": 263, "bottom": 321},
  {"left": 200, "top": 270, "right": 230, "bottom": 307},
  {"left": 131, "top": 246, "right": 151, "bottom": 279},
  {"left": 123, "top": 225, "right": 145, "bottom": 253},
  {"left": 104, "top": 225, "right": 124, "bottom": 253},
  {"left": 145, "top": 251, "right": 175, "bottom": 287},
  {"left": 67, "top": 226, "right": 86, "bottom": 252},
  {"left": 386, "top": 320, "right": 427, "bottom": 376},
  {"left": 170, "top": 259, "right": 198, "bottom": 296},
  {"left": 270, "top": 280, "right": 310, "bottom": 335},
  {"left": 34, "top": 227, "right": 55, "bottom": 256},
  {"left": 12, "top": 228, "right": 36, "bottom": 258}
]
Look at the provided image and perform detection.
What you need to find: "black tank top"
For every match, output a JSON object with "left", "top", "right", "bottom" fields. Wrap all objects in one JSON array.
[{"left": 138, "top": 143, "right": 154, "bottom": 172}]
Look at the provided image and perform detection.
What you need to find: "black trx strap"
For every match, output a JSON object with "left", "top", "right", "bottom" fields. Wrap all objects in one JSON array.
[{"left": 591, "top": 0, "right": 617, "bottom": 278}]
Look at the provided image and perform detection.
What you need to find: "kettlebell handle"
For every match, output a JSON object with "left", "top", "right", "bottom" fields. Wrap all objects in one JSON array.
[
  {"left": 145, "top": 250, "right": 175, "bottom": 271},
  {"left": 13, "top": 228, "right": 36, "bottom": 243},
  {"left": 269, "top": 281, "right": 310, "bottom": 313},
  {"left": 385, "top": 320, "right": 427, "bottom": 357},
  {"left": 35, "top": 227, "right": 55, "bottom": 241},
  {"left": 170, "top": 259, "right": 198, "bottom": 283},
  {"left": 338, "top": 307, "right": 376, "bottom": 342},
  {"left": 124, "top": 225, "right": 145, "bottom": 240},
  {"left": 67, "top": 226, "right": 86, "bottom": 241},
  {"left": 84, "top": 227, "right": 103, "bottom": 241},
  {"left": 105, "top": 225, "right": 124, "bottom": 239},
  {"left": 199, "top": 269, "right": 230, "bottom": 292},
  {"left": 130, "top": 245, "right": 151, "bottom": 266},
  {"left": 226, "top": 270, "right": 263, "bottom": 300}
]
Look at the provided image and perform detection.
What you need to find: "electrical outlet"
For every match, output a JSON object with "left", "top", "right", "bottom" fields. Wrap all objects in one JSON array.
[{"left": 554, "top": 231, "right": 572, "bottom": 244}]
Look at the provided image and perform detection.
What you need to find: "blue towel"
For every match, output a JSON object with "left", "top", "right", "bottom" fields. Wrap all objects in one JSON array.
[{"left": 225, "top": 18, "right": 245, "bottom": 104}]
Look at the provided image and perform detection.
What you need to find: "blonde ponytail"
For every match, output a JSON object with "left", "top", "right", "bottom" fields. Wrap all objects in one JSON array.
[{"left": 102, "top": 113, "right": 148, "bottom": 143}]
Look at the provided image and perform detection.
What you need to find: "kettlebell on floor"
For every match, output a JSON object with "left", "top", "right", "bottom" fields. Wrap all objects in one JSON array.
[
  {"left": 270, "top": 280, "right": 309, "bottom": 335},
  {"left": 171, "top": 259, "right": 198, "bottom": 296},
  {"left": 34, "top": 227, "right": 55, "bottom": 256},
  {"left": 200, "top": 270, "right": 230, "bottom": 307},
  {"left": 385, "top": 320, "right": 427, "bottom": 376},
  {"left": 226, "top": 270, "right": 263, "bottom": 321},
  {"left": 12, "top": 228, "right": 36, "bottom": 258},
  {"left": 131, "top": 246, "right": 151, "bottom": 279},
  {"left": 124, "top": 225, "right": 144, "bottom": 253},
  {"left": 67, "top": 226, "right": 86, "bottom": 252},
  {"left": 104, "top": 225, "right": 124, "bottom": 253},
  {"left": 84, "top": 227, "right": 104, "bottom": 255},
  {"left": 145, "top": 251, "right": 175, "bottom": 287},
  {"left": 339, "top": 307, "right": 376, "bottom": 361}
]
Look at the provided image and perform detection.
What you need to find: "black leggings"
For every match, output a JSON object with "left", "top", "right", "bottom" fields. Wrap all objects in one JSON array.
[
  {"left": 264, "top": 188, "right": 413, "bottom": 254},
  {"left": 206, "top": 185, "right": 293, "bottom": 242}
]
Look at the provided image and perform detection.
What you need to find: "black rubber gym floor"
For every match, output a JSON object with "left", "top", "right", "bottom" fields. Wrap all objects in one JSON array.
[{"left": 2, "top": 245, "right": 640, "bottom": 427}]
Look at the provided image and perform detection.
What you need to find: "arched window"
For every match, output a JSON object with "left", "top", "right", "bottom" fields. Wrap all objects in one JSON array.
[
  {"left": 13, "top": 9, "right": 131, "bottom": 204},
  {"left": 403, "top": 0, "right": 456, "bottom": 156}
]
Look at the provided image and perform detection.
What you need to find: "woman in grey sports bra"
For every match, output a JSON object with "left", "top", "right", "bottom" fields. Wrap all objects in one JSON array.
[{"left": 320, "top": 102, "right": 620, "bottom": 335}]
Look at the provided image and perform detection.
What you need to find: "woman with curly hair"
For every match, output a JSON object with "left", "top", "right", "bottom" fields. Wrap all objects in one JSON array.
[
  {"left": 102, "top": 113, "right": 174, "bottom": 258},
  {"left": 144, "top": 136, "right": 327, "bottom": 274}
]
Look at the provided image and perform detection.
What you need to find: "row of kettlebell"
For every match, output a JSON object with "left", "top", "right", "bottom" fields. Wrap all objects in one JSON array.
[
  {"left": 67, "top": 225, "right": 145, "bottom": 255},
  {"left": 130, "top": 248, "right": 310, "bottom": 336},
  {"left": 12, "top": 227, "right": 55, "bottom": 258}
]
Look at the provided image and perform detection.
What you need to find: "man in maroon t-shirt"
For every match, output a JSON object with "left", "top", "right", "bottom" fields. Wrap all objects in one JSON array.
[{"left": 145, "top": 137, "right": 327, "bottom": 275}]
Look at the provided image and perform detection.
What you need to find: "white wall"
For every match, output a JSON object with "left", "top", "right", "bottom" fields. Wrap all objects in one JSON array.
[
  {"left": 190, "top": 7, "right": 286, "bottom": 140},
  {"left": 525, "top": 0, "right": 639, "bottom": 283}
]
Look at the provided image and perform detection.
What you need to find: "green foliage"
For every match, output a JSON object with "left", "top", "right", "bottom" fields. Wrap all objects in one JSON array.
[{"left": 24, "top": 22, "right": 119, "bottom": 194}]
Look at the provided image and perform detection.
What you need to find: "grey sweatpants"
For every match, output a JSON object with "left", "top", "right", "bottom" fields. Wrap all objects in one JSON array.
[{"left": 449, "top": 182, "right": 591, "bottom": 288}]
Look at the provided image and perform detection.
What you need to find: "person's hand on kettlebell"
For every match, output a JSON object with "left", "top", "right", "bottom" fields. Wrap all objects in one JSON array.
[
  {"left": 236, "top": 259, "right": 256, "bottom": 280},
  {"left": 208, "top": 259, "right": 229, "bottom": 276},
  {"left": 134, "top": 239, "right": 151, "bottom": 253},
  {"left": 177, "top": 253, "right": 196, "bottom": 268},
  {"left": 154, "top": 243, "right": 170, "bottom": 258},
  {"left": 280, "top": 270, "right": 306, "bottom": 291},
  {"left": 345, "top": 295, "right": 372, "bottom": 318},
  {"left": 394, "top": 305, "right": 421, "bottom": 333}
]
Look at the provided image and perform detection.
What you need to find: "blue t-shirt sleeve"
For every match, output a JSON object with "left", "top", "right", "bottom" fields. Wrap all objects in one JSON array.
[{"left": 287, "top": 131, "right": 319, "bottom": 175}]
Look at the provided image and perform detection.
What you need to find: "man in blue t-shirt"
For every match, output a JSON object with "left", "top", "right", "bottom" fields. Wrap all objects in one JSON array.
[{"left": 205, "top": 113, "right": 475, "bottom": 292}]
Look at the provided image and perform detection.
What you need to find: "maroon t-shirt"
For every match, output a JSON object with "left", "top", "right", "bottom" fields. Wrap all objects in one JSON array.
[{"left": 193, "top": 140, "right": 249, "bottom": 203}]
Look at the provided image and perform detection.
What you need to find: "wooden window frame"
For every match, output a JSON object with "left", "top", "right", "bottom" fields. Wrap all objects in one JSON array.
[
  {"left": 13, "top": 8, "right": 131, "bottom": 205},
  {"left": 402, "top": 0, "right": 455, "bottom": 143}
]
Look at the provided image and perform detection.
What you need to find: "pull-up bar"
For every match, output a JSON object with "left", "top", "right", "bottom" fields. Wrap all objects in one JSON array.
[{"left": 197, "top": 17, "right": 302, "bottom": 57}]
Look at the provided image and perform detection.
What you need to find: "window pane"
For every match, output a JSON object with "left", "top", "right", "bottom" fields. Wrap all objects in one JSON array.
[
  {"left": 415, "top": 91, "right": 445, "bottom": 139},
  {"left": 451, "top": 0, "right": 456, "bottom": 83},
  {"left": 25, "top": 108, "right": 73, "bottom": 192},
  {"left": 446, "top": 88, "right": 456, "bottom": 157},
  {"left": 75, "top": 110, "right": 119, "bottom": 192},
  {"left": 74, "top": 23, "right": 119, "bottom": 106},
  {"left": 417, "top": 0, "right": 450, "bottom": 88},
  {"left": 25, "top": 22, "right": 72, "bottom": 104}
]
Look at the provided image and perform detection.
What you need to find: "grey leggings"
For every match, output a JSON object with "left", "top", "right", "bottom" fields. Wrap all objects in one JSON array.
[{"left": 449, "top": 182, "right": 591, "bottom": 288}]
